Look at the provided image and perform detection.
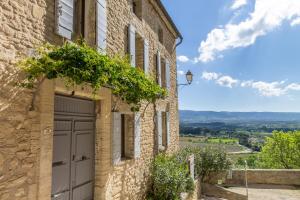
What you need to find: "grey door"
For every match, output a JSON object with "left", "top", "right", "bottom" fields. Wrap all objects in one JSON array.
[{"left": 52, "top": 95, "right": 95, "bottom": 200}]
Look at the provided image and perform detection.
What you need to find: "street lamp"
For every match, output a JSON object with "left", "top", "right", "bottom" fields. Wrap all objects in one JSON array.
[{"left": 178, "top": 70, "right": 193, "bottom": 86}]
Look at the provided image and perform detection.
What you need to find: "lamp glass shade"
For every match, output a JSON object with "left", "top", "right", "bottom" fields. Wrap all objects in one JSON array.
[{"left": 186, "top": 70, "right": 193, "bottom": 84}]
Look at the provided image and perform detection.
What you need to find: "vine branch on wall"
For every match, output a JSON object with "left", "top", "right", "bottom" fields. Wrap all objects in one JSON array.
[{"left": 17, "top": 41, "right": 167, "bottom": 112}]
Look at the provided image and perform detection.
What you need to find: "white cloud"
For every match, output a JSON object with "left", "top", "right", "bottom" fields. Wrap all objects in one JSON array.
[
  {"left": 248, "top": 81, "right": 286, "bottom": 97},
  {"left": 216, "top": 76, "right": 239, "bottom": 88},
  {"left": 197, "top": 0, "right": 300, "bottom": 63},
  {"left": 177, "top": 70, "right": 185, "bottom": 75},
  {"left": 231, "top": 0, "right": 247, "bottom": 10},
  {"left": 202, "top": 71, "right": 220, "bottom": 80},
  {"left": 203, "top": 71, "right": 300, "bottom": 97},
  {"left": 202, "top": 72, "right": 238, "bottom": 88},
  {"left": 291, "top": 17, "right": 300, "bottom": 26},
  {"left": 177, "top": 55, "right": 190, "bottom": 63},
  {"left": 285, "top": 83, "right": 300, "bottom": 91}
]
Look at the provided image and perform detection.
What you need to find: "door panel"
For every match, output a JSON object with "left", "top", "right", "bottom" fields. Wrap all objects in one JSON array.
[
  {"left": 72, "top": 182, "right": 93, "bottom": 200},
  {"left": 52, "top": 191, "right": 70, "bottom": 200},
  {"left": 52, "top": 95, "right": 95, "bottom": 200},
  {"left": 74, "top": 159, "right": 93, "bottom": 185}
]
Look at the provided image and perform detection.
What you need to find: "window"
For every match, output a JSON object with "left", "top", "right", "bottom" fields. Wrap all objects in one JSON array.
[
  {"left": 121, "top": 114, "right": 135, "bottom": 159},
  {"left": 161, "top": 112, "right": 167, "bottom": 147},
  {"left": 113, "top": 112, "right": 141, "bottom": 164},
  {"left": 158, "top": 27, "right": 164, "bottom": 44},
  {"left": 74, "top": 0, "right": 86, "bottom": 39},
  {"left": 161, "top": 59, "right": 166, "bottom": 88},
  {"left": 157, "top": 111, "right": 170, "bottom": 151},
  {"left": 135, "top": 35, "right": 145, "bottom": 71},
  {"left": 132, "top": 0, "right": 142, "bottom": 20},
  {"left": 156, "top": 54, "right": 167, "bottom": 88},
  {"left": 128, "top": 24, "right": 145, "bottom": 70}
]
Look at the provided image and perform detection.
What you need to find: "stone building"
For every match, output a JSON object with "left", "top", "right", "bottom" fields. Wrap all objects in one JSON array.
[{"left": 0, "top": 0, "right": 182, "bottom": 199}]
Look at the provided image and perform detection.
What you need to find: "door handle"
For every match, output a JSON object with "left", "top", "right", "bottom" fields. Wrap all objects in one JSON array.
[
  {"left": 52, "top": 161, "right": 66, "bottom": 167},
  {"left": 74, "top": 155, "right": 89, "bottom": 162}
]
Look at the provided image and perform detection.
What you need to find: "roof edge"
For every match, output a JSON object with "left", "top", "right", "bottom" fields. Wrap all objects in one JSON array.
[{"left": 155, "top": 0, "right": 183, "bottom": 39}]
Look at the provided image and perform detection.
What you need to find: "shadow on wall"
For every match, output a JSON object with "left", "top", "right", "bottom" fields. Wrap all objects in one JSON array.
[{"left": 0, "top": 0, "right": 65, "bottom": 199}]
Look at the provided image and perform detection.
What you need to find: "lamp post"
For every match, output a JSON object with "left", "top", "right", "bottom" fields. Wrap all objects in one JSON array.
[{"left": 178, "top": 70, "right": 193, "bottom": 86}]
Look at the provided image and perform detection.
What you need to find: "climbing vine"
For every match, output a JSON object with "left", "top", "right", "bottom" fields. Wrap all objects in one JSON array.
[{"left": 18, "top": 41, "right": 167, "bottom": 111}]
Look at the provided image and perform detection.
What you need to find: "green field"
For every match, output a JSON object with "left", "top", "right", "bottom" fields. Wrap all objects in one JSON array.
[{"left": 180, "top": 136, "right": 246, "bottom": 153}]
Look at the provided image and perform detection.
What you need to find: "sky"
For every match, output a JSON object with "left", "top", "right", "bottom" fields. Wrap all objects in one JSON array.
[{"left": 161, "top": 0, "right": 300, "bottom": 112}]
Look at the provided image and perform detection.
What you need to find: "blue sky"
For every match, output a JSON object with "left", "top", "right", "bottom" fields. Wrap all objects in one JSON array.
[{"left": 162, "top": 0, "right": 300, "bottom": 112}]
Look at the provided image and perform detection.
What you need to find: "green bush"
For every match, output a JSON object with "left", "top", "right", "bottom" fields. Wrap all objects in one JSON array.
[
  {"left": 147, "top": 153, "right": 194, "bottom": 200},
  {"left": 178, "top": 147, "right": 231, "bottom": 183},
  {"left": 235, "top": 154, "right": 259, "bottom": 169}
]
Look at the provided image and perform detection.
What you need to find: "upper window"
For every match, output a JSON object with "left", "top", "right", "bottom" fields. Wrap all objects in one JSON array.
[
  {"left": 132, "top": 0, "right": 142, "bottom": 20},
  {"left": 74, "top": 0, "right": 86, "bottom": 39},
  {"left": 158, "top": 27, "right": 164, "bottom": 44}
]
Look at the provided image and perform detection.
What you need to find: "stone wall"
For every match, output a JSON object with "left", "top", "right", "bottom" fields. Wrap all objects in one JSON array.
[
  {"left": 0, "top": 0, "right": 180, "bottom": 199},
  {"left": 225, "top": 169, "right": 300, "bottom": 186}
]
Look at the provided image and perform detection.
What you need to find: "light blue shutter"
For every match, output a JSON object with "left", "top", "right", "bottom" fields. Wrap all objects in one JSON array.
[
  {"left": 166, "top": 60, "right": 170, "bottom": 90},
  {"left": 128, "top": 24, "right": 136, "bottom": 67},
  {"left": 144, "top": 39, "right": 149, "bottom": 74},
  {"left": 96, "top": 0, "right": 107, "bottom": 52},
  {"left": 156, "top": 111, "right": 162, "bottom": 148},
  {"left": 157, "top": 51, "right": 162, "bottom": 86},
  {"left": 56, "top": 0, "right": 74, "bottom": 40},
  {"left": 113, "top": 112, "right": 122, "bottom": 165},
  {"left": 134, "top": 113, "right": 141, "bottom": 158},
  {"left": 166, "top": 112, "right": 170, "bottom": 146}
]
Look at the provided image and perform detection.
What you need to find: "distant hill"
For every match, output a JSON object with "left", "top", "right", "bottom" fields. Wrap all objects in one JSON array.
[{"left": 180, "top": 110, "right": 300, "bottom": 123}]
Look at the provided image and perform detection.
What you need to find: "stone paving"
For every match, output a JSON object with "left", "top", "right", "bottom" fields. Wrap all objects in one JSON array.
[{"left": 227, "top": 184, "right": 300, "bottom": 200}]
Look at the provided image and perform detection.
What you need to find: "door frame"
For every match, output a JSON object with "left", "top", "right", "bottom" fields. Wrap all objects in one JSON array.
[{"left": 36, "top": 79, "right": 113, "bottom": 200}]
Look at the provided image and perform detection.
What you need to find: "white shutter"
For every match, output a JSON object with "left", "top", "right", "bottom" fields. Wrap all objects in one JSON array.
[
  {"left": 144, "top": 39, "right": 149, "bottom": 74},
  {"left": 134, "top": 113, "right": 141, "bottom": 158},
  {"left": 156, "top": 51, "right": 162, "bottom": 86},
  {"left": 156, "top": 111, "right": 162, "bottom": 148},
  {"left": 55, "top": 0, "right": 74, "bottom": 40},
  {"left": 112, "top": 112, "right": 122, "bottom": 165},
  {"left": 166, "top": 112, "right": 170, "bottom": 146},
  {"left": 96, "top": 0, "right": 107, "bottom": 52},
  {"left": 128, "top": 24, "right": 136, "bottom": 67},
  {"left": 166, "top": 60, "right": 170, "bottom": 90}
]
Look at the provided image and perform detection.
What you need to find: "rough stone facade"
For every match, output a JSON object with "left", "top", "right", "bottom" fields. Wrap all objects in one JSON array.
[{"left": 0, "top": 0, "right": 181, "bottom": 199}]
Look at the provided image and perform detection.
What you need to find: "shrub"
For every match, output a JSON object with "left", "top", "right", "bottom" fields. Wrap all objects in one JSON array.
[
  {"left": 147, "top": 153, "right": 195, "bottom": 200},
  {"left": 178, "top": 147, "right": 231, "bottom": 183}
]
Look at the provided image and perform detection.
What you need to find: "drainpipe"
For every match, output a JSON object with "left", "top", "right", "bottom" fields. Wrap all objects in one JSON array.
[
  {"left": 174, "top": 35, "right": 183, "bottom": 107},
  {"left": 175, "top": 35, "right": 183, "bottom": 49},
  {"left": 174, "top": 35, "right": 183, "bottom": 121}
]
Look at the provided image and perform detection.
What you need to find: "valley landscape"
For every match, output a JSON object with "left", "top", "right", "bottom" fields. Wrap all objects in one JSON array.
[{"left": 179, "top": 110, "right": 300, "bottom": 168}]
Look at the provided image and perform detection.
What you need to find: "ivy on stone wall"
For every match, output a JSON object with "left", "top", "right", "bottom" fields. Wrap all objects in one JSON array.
[{"left": 18, "top": 41, "right": 166, "bottom": 111}]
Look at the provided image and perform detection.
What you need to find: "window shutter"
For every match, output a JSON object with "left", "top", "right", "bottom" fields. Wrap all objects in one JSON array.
[
  {"left": 112, "top": 112, "right": 122, "bottom": 165},
  {"left": 166, "top": 60, "right": 170, "bottom": 90},
  {"left": 144, "top": 39, "right": 149, "bottom": 74},
  {"left": 166, "top": 112, "right": 170, "bottom": 146},
  {"left": 55, "top": 0, "right": 74, "bottom": 40},
  {"left": 128, "top": 24, "right": 136, "bottom": 67},
  {"left": 156, "top": 111, "right": 162, "bottom": 148},
  {"left": 156, "top": 51, "right": 162, "bottom": 86},
  {"left": 134, "top": 113, "right": 141, "bottom": 158},
  {"left": 96, "top": 0, "right": 107, "bottom": 52}
]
